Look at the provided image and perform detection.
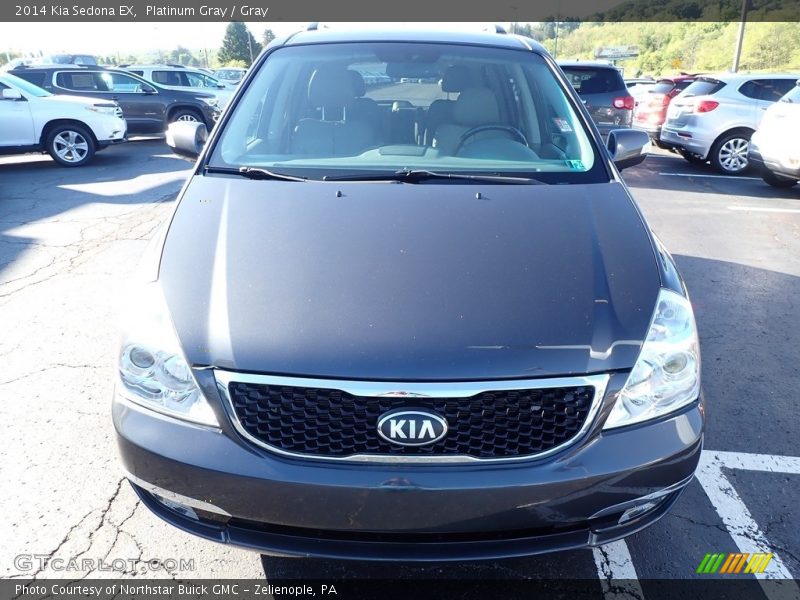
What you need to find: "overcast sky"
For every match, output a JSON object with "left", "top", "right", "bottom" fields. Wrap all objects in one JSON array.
[{"left": 1, "top": 22, "right": 514, "bottom": 56}]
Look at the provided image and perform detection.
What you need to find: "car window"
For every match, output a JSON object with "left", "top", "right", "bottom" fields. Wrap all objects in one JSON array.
[
  {"left": 185, "top": 72, "right": 218, "bottom": 88},
  {"left": 128, "top": 70, "right": 144, "bottom": 77},
  {"left": 11, "top": 71, "right": 47, "bottom": 88},
  {"left": 681, "top": 78, "right": 726, "bottom": 97},
  {"left": 2, "top": 74, "right": 51, "bottom": 97},
  {"left": 99, "top": 72, "right": 144, "bottom": 92},
  {"left": 560, "top": 67, "right": 626, "bottom": 94},
  {"left": 210, "top": 42, "right": 604, "bottom": 183},
  {"left": 56, "top": 71, "right": 109, "bottom": 91},
  {"left": 152, "top": 70, "right": 185, "bottom": 86},
  {"left": 770, "top": 79, "right": 797, "bottom": 99},
  {"left": 780, "top": 83, "right": 800, "bottom": 103},
  {"left": 740, "top": 79, "right": 793, "bottom": 102}
]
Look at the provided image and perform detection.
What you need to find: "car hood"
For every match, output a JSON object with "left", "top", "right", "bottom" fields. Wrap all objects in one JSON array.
[{"left": 159, "top": 177, "right": 661, "bottom": 380}]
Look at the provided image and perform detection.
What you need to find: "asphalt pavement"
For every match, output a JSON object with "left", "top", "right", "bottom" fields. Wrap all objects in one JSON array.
[{"left": 1, "top": 140, "right": 798, "bottom": 592}]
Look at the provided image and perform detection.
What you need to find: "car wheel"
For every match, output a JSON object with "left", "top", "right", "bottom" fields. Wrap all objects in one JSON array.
[
  {"left": 761, "top": 169, "right": 797, "bottom": 188},
  {"left": 677, "top": 148, "right": 707, "bottom": 165},
  {"left": 710, "top": 131, "right": 752, "bottom": 174},
  {"left": 45, "top": 124, "right": 96, "bottom": 167},
  {"left": 170, "top": 109, "right": 203, "bottom": 124}
]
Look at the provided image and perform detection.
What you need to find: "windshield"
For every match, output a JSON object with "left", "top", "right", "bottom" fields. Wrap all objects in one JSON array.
[
  {"left": 209, "top": 42, "right": 604, "bottom": 183},
  {"left": 1, "top": 73, "right": 51, "bottom": 97}
]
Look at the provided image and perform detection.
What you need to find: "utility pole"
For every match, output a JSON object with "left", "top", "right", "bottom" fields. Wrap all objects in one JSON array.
[
  {"left": 732, "top": 0, "right": 749, "bottom": 72},
  {"left": 247, "top": 28, "right": 254, "bottom": 65},
  {"left": 553, "top": 18, "right": 560, "bottom": 59}
]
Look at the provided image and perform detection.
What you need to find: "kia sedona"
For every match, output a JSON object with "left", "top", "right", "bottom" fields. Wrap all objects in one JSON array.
[
  {"left": 0, "top": 72, "right": 126, "bottom": 166},
  {"left": 114, "top": 27, "right": 704, "bottom": 561}
]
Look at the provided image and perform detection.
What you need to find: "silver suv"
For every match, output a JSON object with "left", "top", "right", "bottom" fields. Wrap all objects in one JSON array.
[{"left": 660, "top": 73, "right": 798, "bottom": 174}]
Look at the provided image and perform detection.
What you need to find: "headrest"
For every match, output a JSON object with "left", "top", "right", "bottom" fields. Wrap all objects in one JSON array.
[
  {"left": 441, "top": 65, "right": 471, "bottom": 93},
  {"left": 452, "top": 87, "right": 500, "bottom": 126},
  {"left": 346, "top": 70, "right": 366, "bottom": 97},
  {"left": 308, "top": 68, "right": 357, "bottom": 108}
]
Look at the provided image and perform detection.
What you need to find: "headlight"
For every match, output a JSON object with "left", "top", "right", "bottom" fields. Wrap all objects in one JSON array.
[
  {"left": 86, "top": 104, "right": 119, "bottom": 116},
  {"left": 196, "top": 96, "right": 218, "bottom": 107},
  {"left": 117, "top": 284, "right": 219, "bottom": 427},
  {"left": 604, "top": 288, "right": 700, "bottom": 429}
]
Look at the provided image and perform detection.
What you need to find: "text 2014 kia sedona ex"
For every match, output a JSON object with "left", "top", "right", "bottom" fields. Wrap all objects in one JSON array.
[{"left": 113, "top": 28, "right": 703, "bottom": 561}]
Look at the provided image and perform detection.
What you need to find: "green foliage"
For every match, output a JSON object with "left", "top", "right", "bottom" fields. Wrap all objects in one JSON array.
[
  {"left": 262, "top": 28, "right": 276, "bottom": 47},
  {"left": 219, "top": 22, "right": 262, "bottom": 67},
  {"left": 548, "top": 21, "right": 800, "bottom": 76}
]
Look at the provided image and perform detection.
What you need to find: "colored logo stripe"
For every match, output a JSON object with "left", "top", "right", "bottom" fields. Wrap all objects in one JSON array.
[{"left": 697, "top": 552, "right": 773, "bottom": 574}]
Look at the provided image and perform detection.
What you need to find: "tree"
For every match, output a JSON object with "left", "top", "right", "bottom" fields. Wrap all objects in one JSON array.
[
  {"left": 218, "top": 22, "right": 261, "bottom": 66},
  {"left": 262, "top": 28, "right": 276, "bottom": 48}
]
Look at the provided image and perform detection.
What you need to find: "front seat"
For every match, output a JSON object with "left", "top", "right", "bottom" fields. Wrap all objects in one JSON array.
[
  {"left": 291, "top": 68, "right": 374, "bottom": 156},
  {"left": 424, "top": 65, "right": 471, "bottom": 146},
  {"left": 431, "top": 87, "right": 502, "bottom": 155}
]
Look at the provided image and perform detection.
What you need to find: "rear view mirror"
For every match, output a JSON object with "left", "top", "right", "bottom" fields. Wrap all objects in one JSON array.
[
  {"left": 142, "top": 84, "right": 157, "bottom": 94},
  {"left": 165, "top": 121, "right": 208, "bottom": 158},
  {"left": 607, "top": 129, "right": 650, "bottom": 171},
  {"left": 2, "top": 88, "right": 23, "bottom": 100}
]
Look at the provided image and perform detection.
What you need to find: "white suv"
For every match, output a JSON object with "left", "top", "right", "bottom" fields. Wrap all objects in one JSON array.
[
  {"left": 0, "top": 72, "right": 127, "bottom": 167},
  {"left": 125, "top": 65, "right": 233, "bottom": 107},
  {"left": 660, "top": 73, "right": 798, "bottom": 174}
]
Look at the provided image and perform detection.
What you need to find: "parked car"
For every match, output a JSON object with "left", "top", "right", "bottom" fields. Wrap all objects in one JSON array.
[
  {"left": 213, "top": 67, "right": 247, "bottom": 87},
  {"left": 9, "top": 66, "right": 221, "bottom": 134},
  {"left": 559, "top": 61, "right": 634, "bottom": 138},
  {"left": 0, "top": 72, "right": 126, "bottom": 166},
  {"left": 749, "top": 79, "right": 800, "bottom": 188},
  {"left": 124, "top": 65, "right": 233, "bottom": 106},
  {"left": 660, "top": 73, "right": 798, "bottom": 174},
  {"left": 632, "top": 75, "right": 696, "bottom": 146},
  {"left": 114, "top": 27, "right": 703, "bottom": 562},
  {"left": 39, "top": 53, "right": 98, "bottom": 66}
]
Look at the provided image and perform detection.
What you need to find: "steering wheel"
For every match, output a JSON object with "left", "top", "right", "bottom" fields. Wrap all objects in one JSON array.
[{"left": 454, "top": 125, "right": 529, "bottom": 155}]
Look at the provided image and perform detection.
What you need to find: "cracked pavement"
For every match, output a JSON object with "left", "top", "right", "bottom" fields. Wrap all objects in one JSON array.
[{"left": 1, "top": 142, "right": 799, "bottom": 583}]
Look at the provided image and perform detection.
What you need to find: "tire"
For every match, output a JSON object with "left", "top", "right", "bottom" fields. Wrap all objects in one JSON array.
[
  {"left": 169, "top": 108, "right": 203, "bottom": 124},
  {"left": 710, "top": 130, "right": 752, "bottom": 174},
  {"left": 761, "top": 169, "right": 798, "bottom": 188},
  {"left": 45, "top": 123, "right": 95, "bottom": 167},
  {"left": 677, "top": 148, "right": 707, "bottom": 165}
]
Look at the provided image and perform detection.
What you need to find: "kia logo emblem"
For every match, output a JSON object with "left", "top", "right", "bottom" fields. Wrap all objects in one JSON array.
[{"left": 377, "top": 410, "right": 448, "bottom": 447}]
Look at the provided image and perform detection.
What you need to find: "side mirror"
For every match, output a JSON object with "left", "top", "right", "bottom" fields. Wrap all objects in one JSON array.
[
  {"left": 607, "top": 129, "right": 650, "bottom": 171},
  {"left": 2, "top": 88, "right": 23, "bottom": 100},
  {"left": 141, "top": 84, "right": 157, "bottom": 94},
  {"left": 165, "top": 121, "right": 208, "bottom": 158}
]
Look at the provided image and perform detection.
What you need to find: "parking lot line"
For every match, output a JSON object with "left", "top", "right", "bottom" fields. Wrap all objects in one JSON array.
[
  {"left": 696, "top": 450, "right": 800, "bottom": 599},
  {"left": 727, "top": 206, "right": 800, "bottom": 214},
  {"left": 593, "top": 540, "right": 645, "bottom": 599},
  {"left": 657, "top": 173, "right": 762, "bottom": 180}
]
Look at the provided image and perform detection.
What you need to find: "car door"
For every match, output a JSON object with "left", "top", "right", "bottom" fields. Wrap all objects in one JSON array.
[
  {"left": 102, "top": 71, "right": 168, "bottom": 130},
  {"left": 0, "top": 82, "right": 36, "bottom": 146}
]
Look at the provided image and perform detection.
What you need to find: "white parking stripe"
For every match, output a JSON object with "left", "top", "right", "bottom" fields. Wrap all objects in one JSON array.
[
  {"left": 593, "top": 540, "right": 645, "bottom": 599},
  {"left": 657, "top": 172, "right": 762, "bottom": 180},
  {"left": 696, "top": 451, "right": 800, "bottom": 599},
  {"left": 727, "top": 206, "right": 800, "bottom": 214}
]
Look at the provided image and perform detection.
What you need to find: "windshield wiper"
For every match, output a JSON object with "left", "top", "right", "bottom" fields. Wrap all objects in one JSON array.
[
  {"left": 205, "top": 165, "right": 307, "bottom": 182},
  {"left": 322, "top": 169, "right": 545, "bottom": 184}
]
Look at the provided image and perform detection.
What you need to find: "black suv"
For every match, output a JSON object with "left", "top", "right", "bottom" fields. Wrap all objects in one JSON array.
[
  {"left": 558, "top": 61, "right": 634, "bottom": 139},
  {"left": 10, "top": 66, "right": 221, "bottom": 134}
]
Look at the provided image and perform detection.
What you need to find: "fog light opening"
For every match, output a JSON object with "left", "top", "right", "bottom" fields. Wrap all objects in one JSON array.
[
  {"left": 153, "top": 493, "right": 198, "bottom": 520},
  {"left": 618, "top": 500, "right": 661, "bottom": 524}
]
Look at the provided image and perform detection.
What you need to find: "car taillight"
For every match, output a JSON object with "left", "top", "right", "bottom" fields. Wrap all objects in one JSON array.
[
  {"left": 696, "top": 100, "right": 719, "bottom": 113},
  {"left": 613, "top": 96, "right": 636, "bottom": 110}
]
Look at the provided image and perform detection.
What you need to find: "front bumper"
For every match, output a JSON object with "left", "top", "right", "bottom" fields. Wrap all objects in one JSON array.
[
  {"left": 114, "top": 374, "right": 704, "bottom": 560},
  {"left": 94, "top": 116, "right": 127, "bottom": 144}
]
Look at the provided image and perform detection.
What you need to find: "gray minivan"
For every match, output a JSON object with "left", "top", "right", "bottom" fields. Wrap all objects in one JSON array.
[{"left": 114, "top": 27, "right": 703, "bottom": 561}]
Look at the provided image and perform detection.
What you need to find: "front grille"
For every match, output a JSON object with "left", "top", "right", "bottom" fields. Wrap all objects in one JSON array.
[{"left": 226, "top": 380, "right": 596, "bottom": 460}]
